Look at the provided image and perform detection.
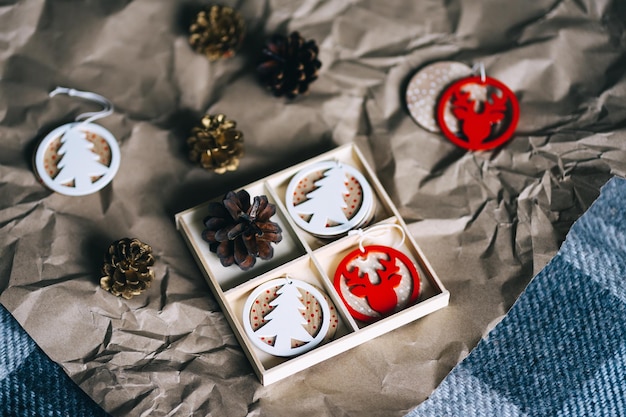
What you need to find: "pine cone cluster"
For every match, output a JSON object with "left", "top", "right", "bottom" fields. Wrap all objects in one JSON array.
[
  {"left": 100, "top": 238, "right": 155, "bottom": 299},
  {"left": 189, "top": 5, "right": 245, "bottom": 61},
  {"left": 257, "top": 31, "right": 322, "bottom": 99},
  {"left": 202, "top": 190, "right": 283, "bottom": 270},
  {"left": 187, "top": 113, "right": 244, "bottom": 174}
]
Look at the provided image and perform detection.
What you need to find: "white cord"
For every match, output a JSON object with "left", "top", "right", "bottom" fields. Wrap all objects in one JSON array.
[
  {"left": 348, "top": 223, "right": 406, "bottom": 253},
  {"left": 49, "top": 87, "right": 114, "bottom": 124},
  {"left": 471, "top": 62, "right": 486, "bottom": 83}
]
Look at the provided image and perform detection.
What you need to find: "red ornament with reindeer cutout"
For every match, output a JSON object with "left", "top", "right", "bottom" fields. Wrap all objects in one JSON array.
[
  {"left": 436, "top": 75, "right": 519, "bottom": 151},
  {"left": 334, "top": 245, "right": 421, "bottom": 322}
]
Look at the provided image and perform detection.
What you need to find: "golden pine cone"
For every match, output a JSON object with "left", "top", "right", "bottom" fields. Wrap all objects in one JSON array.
[
  {"left": 100, "top": 238, "right": 155, "bottom": 299},
  {"left": 187, "top": 113, "right": 244, "bottom": 174},
  {"left": 189, "top": 5, "right": 245, "bottom": 61}
]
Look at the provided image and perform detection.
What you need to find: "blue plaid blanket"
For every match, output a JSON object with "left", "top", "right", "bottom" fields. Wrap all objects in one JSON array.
[
  {"left": 407, "top": 176, "right": 626, "bottom": 416},
  {"left": 0, "top": 304, "right": 110, "bottom": 417}
]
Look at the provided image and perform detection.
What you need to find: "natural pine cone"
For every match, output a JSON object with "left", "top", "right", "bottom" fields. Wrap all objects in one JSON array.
[
  {"left": 187, "top": 113, "right": 244, "bottom": 174},
  {"left": 201, "top": 190, "right": 283, "bottom": 270},
  {"left": 189, "top": 5, "right": 245, "bottom": 60},
  {"left": 257, "top": 31, "right": 322, "bottom": 99},
  {"left": 100, "top": 238, "right": 155, "bottom": 299}
]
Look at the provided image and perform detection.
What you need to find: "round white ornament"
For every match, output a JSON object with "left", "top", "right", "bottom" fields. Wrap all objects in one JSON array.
[
  {"left": 34, "top": 122, "right": 121, "bottom": 196},
  {"left": 243, "top": 278, "right": 332, "bottom": 357},
  {"left": 285, "top": 161, "right": 375, "bottom": 238},
  {"left": 406, "top": 61, "right": 473, "bottom": 132},
  {"left": 34, "top": 87, "right": 120, "bottom": 196}
]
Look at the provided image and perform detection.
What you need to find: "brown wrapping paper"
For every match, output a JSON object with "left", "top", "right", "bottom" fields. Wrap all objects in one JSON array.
[{"left": 1, "top": 0, "right": 625, "bottom": 415}]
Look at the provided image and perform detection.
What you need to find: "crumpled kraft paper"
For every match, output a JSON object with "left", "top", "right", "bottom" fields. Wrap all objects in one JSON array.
[{"left": 1, "top": 0, "right": 625, "bottom": 416}]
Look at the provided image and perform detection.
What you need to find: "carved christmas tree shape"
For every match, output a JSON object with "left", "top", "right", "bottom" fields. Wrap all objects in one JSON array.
[
  {"left": 34, "top": 122, "right": 121, "bottom": 196},
  {"left": 293, "top": 165, "right": 350, "bottom": 229},
  {"left": 285, "top": 161, "right": 375, "bottom": 237},
  {"left": 254, "top": 281, "right": 314, "bottom": 351},
  {"left": 54, "top": 128, "right": 109, "bottom": 189},
  {"left": 243, "top": 278, "right": 331, "bottom": 357}
]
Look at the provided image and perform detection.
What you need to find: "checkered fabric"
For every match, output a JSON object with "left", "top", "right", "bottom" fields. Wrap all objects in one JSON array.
[
  {"left": 407, "top": 177, "right": 626, "bottom": 417},
  {"left": 0, "top": 304, "right": 110, "bottom": 417}
]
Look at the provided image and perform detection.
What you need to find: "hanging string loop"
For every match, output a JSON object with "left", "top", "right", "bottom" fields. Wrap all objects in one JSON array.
[
  {"left": 49, "top": 87, "right": 114, "bottom": 125},
  {"left": 471, "top": 62, "right": 486, "bottom": 83},
  {"left": 348, "top": 223, "right": 406, "bottom": 253}
]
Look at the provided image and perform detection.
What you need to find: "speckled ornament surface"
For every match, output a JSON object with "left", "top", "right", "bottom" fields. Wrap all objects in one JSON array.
[
  {"left": 247, "top": 282, "right": 338, "bottom": 349},
  {"left": 34, "top": 122, "right": 120, "bottom": 196},
  {"left": 285, "top": 161, "right": 375, "bottom": 238},
  {"left": 243, "top": 278, "right": 333, "bottom": 357},
  {"left": 406, "top": 61, "right": 473, "bottom": 133}
]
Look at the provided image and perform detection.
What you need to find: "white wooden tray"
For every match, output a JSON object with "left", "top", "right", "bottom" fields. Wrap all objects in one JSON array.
[{"left": 175, "top": 143, "right": 449, "bottom": 385}]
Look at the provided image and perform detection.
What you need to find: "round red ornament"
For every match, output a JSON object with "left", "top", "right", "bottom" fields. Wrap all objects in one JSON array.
[
  {"left": 436, "top": 75, "right": 519, "bottom": 151},
  {"left": 333, "top": 245, "right": 421, "bottom": 322}
]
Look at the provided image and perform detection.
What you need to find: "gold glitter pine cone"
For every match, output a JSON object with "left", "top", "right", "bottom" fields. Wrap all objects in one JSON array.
[
  {"left": 100, "top": 238, "right": 155, "bottom": 299},
  {"left": 189, "top": 5, "right": 245, "bottom": 61},
  {"left": 187, "top": 113, "right": 244, "bottom": 174}
]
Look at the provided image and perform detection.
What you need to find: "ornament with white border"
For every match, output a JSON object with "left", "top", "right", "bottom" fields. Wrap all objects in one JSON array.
[
  {"left": 243, "top": 277, "right": 332, "bottom": 357},
  {"left": 285, "top": 161, "right": 374, "bottom": 238},
  {"left": 33, "top": 87, "right": 120, "bottom": 196}
]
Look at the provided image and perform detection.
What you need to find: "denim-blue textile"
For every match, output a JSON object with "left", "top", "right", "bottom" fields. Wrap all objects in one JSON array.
[
  {"left": 407, "top": 177, "right": 626, "bottom": 417},
  {"left": 0, "top": 303, "right": 110, "bottom": 417}
]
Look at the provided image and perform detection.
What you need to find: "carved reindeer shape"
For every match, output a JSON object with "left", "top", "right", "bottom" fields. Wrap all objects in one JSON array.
[
  {"left": 451, "top": 89, "right": 508, "bottom": 146},
  {"left": 344, "top": 255, "right": 402, "bottom": 315}
]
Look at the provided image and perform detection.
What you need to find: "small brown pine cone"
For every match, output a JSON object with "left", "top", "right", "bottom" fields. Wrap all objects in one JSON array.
[
  {"left": 257, "top": 31, "right": 322, "bottom": 99},
  {"left": 187, "top": 114, "right": 244, "bottom": 174},
  {"left": 100, "top": 238, "right": 155, "bottom": 299},
  {"left": 189, "top": 5, "right": 245, "bottom": 60},
  {"left": 201, "top": 190, "right": 283, "bottom": 270}
]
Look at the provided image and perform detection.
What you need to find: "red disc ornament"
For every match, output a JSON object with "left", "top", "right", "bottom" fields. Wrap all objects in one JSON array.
[
  {"left": 436, "top": 76, "right": 519, "bottom": 151},
  {"left": 333, "top": 245, "right": 421, "bottom": 322}
]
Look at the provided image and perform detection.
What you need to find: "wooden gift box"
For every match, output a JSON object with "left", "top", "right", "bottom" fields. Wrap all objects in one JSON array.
[{"left": 175, "top": 143, "right": 449, "bottom": 385}]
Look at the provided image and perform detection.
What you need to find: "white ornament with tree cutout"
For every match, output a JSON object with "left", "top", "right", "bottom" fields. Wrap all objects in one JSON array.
[
  {"left": 285, "top": 161, "right": 374, "bottom": 237},
  {"left": 243, "top": 278, "right": 331, "bottom": 357},
  {"left": 34, "top": 122, "right": 120, "bottom": 196}
]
